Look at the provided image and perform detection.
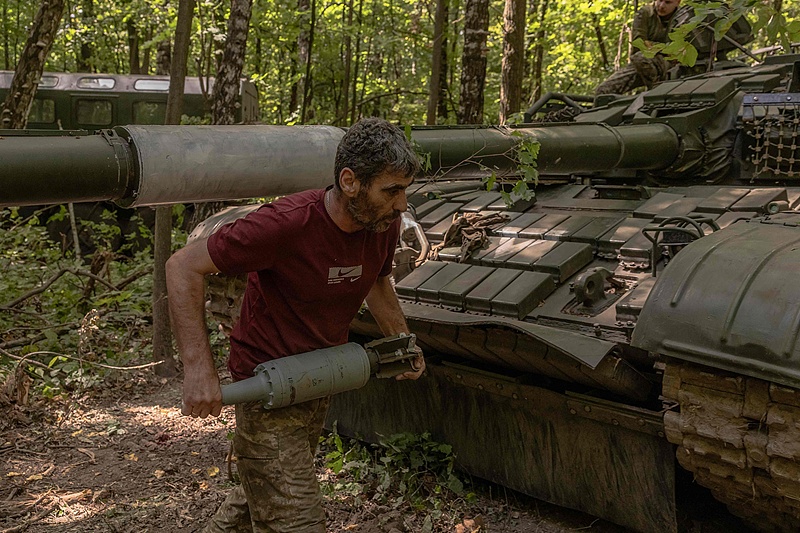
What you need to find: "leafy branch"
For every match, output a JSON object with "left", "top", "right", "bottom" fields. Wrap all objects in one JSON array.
[
  {"left": 406, "top": 127, "right": 540, "bottom": 208},
  {"left": 484, "top": 131, "right": 540, "bottom": 207},
  {"left": 634, "top": 0, "right": 800, "bottom": 67}
]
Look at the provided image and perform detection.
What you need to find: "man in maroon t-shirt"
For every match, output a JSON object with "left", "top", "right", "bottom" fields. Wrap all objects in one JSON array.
[{"left": 166, "top": 118, "right": 424, "bottom": 533}]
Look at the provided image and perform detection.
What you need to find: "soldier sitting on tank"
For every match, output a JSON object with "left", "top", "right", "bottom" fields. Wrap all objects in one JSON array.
[
  {"left": 667, "top": 5, "right": 753, "bottom": 78},
  {"left": 595, "top": 0, "right": 754, "bottom": 96},
  {"left": 595, "top": 0, "right": 682, "bottom": 95},
  {"left": 166, "top": 117, "right": 426, "bottom": 533}
]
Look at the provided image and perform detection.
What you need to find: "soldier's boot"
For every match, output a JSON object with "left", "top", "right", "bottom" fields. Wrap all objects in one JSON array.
[{"left": 203, "top": 485, "right": 252, "bottom": 533}]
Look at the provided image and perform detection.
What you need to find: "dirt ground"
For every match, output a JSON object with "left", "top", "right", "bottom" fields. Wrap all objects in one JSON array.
[{"left": 0, "top": 373, "right": 751, "bottom": 533}]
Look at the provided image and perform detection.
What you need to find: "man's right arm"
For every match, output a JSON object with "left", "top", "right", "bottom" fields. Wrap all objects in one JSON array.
[{"left": 165, "top": 238, "right": 223, "bottom": 419}]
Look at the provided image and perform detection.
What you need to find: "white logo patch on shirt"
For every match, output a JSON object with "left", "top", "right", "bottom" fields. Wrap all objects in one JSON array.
[{"left": 328, "top": 265, "right": 362, "bottom": 284}]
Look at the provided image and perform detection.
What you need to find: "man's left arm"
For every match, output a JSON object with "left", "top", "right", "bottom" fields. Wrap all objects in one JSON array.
[{"left": 364, "top": 275, "right": 425, "bottom": 380}]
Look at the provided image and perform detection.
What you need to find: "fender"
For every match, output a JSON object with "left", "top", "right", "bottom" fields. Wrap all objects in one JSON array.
[{"left": 632, "top": 214, "right": 800, "bottom": 389}]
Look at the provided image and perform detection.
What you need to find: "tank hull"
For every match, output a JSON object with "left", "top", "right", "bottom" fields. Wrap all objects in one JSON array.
[
  {"left": 327, "top": 362, "right": 677, "bottom": 533},
  {"left": 202, "top": 172, "right": 800, "bottom": 532}
]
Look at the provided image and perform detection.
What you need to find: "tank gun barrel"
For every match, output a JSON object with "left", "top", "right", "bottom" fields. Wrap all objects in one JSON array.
[
  {"left": 411, "top": 123, "right": 680, "bottom": 178},
  {"left": 1, "top": 125, "right": 345, "bottom": 208},
  {"left": 1, "top": 122, "right": 681, "bottom": 209},
  {"left": 0, "top": 131, "right": 133, "bottom": 206}
]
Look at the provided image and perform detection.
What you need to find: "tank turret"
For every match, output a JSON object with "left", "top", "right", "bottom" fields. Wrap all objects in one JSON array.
[{"left": 4, "top": 53, "right": 800, "bottom": 533}]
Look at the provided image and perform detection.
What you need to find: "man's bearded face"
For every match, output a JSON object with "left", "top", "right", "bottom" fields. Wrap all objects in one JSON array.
[{"left": 346, "top": 185, "right": 402, "bottom": 233}]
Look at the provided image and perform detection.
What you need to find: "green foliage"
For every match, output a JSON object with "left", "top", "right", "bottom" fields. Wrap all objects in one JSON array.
[
  {"left": 78, "top": 209, "right": 123, "bottom": 251},
  {"left": 405, "top": 124, "right": 432, "bottom": 174},
  {"left": 0, "top": 207, "right": 160, "bottom": 400},
  {"left": 1, "top": 0, "right": 799, "bottom": 137},
  {"left": 481, "top": 132, "right": 538, "bottom": 207},
  {"left": 634, "top": 36, "right": 698, "bottom": 66},
  {"left": 180, "top": 113, "right": 212, "bottom": 125},
  {"left": 320, "top": 428, "right": 474, "bottom": 513},
  {"left": 2, "top": 0, "right": 800, "bottom": 126},
  {"left": 635, "top": 1, "right": 800, "bottom": 67},
  {"left": 528, "top": 0, "right": 633, "bottom": 102}
]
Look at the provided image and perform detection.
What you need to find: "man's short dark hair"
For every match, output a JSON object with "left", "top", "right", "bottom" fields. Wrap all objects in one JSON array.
[{"left": 334, "top": 117, "right": 421, "bottom": 190}]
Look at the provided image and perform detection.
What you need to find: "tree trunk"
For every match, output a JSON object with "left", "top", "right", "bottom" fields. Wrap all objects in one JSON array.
[
  {"left": 358, "top": 34, "right": 372, "bottom": 118},
  {"left": 531, "top": 0, "right": 549, "bottom": 103},
  {"left": 457, "top": 0, "right": 489, "bottom": 124},
  {"left": 13, "top": 0, "right": 19, "bottom": 67},
  {"left": 77, "top": 0, "right": 93, "bottom": 72},
  {"left": 340, "top": 0, "right": 353, "bottom": 125},
  {"left": 437, "top": 0, "right": 450, "bottom": 121},
  {"left": 127, "top": 17, "right": 140, "bottom": 74},
  {"left": 212, "top": 3, "right": 227, "bottom": 74},
  {"left": 141, "top": 26, "right": 152, "bottom": 74},
  {"left": 2, "top": 0, "right": 8, "bottom": 69},
  {"left": 152, "top": 206, "right": 177, "bottom": 378},
  {"left": 521, "top": 0, "right": 537, "bottom": 106},
  {"left": 1, "top": 0, "right": 64, "bottom": 129},
  {"left": 449, "top": 2, "right": 458, "bottom": 100},
  {"left": 165, "top": 0, "right": 194, "bottom": 125},
  {"left": 349, "top": 0, "right": 363, "bottom": 124},
  {"left": 156, "top": 40, "right": 171, "bottom": 75},
  {"left": 300, "top": 0, "right": 316, "bottom": 124},
  {"left": 427, "top": 0, "right": 447, "bottom": 125},
  {"left": 499, "top": 0, "right": 525, "bottom": 123},
  {"left": 211, "top": 0, "right": 253, "bottom": 125},
  {"left": 291, "top": 0, "right": 310, "bottom": 117},
  {"left": 592, "top": 13, "right": 608, "bottom": 68},
  {"left": 197, "top": 0, "right": 253, "bottom": 274},
  {"left": 153, "top": 0, "right": 195, "bottom": 379}
]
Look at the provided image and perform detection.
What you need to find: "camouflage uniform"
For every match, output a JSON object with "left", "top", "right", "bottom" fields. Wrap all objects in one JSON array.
[
  {"left": 203, "top": 397, "right": 331, "bottom": 533},
  {"left": 595, "top": 3, "right": 676, "bottom": 95}
]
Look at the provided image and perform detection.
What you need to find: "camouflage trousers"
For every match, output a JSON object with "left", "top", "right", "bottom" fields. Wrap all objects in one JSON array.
[
  {"left": 595, "top": 51, "right": 669, "bottom": 95},
  {"left": 203, "top": 397, "right": 331, "bottom": 533}
]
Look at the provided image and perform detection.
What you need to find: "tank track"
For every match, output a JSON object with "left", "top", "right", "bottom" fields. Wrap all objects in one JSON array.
[{"left": 663, "top": 361, "right": 800, "bottom": 532}]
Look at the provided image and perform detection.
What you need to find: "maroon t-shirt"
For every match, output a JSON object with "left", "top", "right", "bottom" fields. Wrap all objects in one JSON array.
[{"left": 207, "top": 188, "right": 399, "bottom": 380}]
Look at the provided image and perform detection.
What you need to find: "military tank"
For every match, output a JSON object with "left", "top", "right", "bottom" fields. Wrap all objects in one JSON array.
[
  {"left": 193, "top": 54, "right": 800, "bottom": 532},
  {"left": 2, "top": 52, "right": 799, "bottom": 532}
]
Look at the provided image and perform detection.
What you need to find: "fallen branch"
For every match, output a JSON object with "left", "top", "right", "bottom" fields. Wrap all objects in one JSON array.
[
  {"left": 1, "top": 347, "right": 163, "bottom": 371},
  {"left": 71, "top": 268, "right": 118, "bottom": 291},
  {"left": 0, "top": 497, "right": 55, "bottom": 533},
  {"left": 4, "top": 322, "right": 71, "bottom": 333},
  {"left": 1, "top": 268, "right": 68, "bottom": 309},
  {"left": 54, "top": 489, "right": 92, "bottom": 505},
  {"left": 0, "top": 333, "right": 46, "bottom": 350},
  {"left": 0, "top": 491, "right": 87, "bottom": 533},
  {"left": 116, "top": 266, "right": 150, "bottom": 290},
  {"left": 0, "top": 307, "right": 50, "bottom": 321},
  {"left": 1, "top": 267, "right": 119, "bottom": 310}
]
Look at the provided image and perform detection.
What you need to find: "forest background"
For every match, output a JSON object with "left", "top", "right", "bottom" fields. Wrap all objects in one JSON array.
[
  {"left": 3, "top": 0, "right": 799, "bottom": 129},
  {"left": 0, "top": 1, "right": 800, "bottom": 529}
]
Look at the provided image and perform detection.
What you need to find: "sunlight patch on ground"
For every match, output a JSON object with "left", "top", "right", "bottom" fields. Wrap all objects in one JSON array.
[{"left": 119, "top": 404, "right": 237, "bottom": 435}]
